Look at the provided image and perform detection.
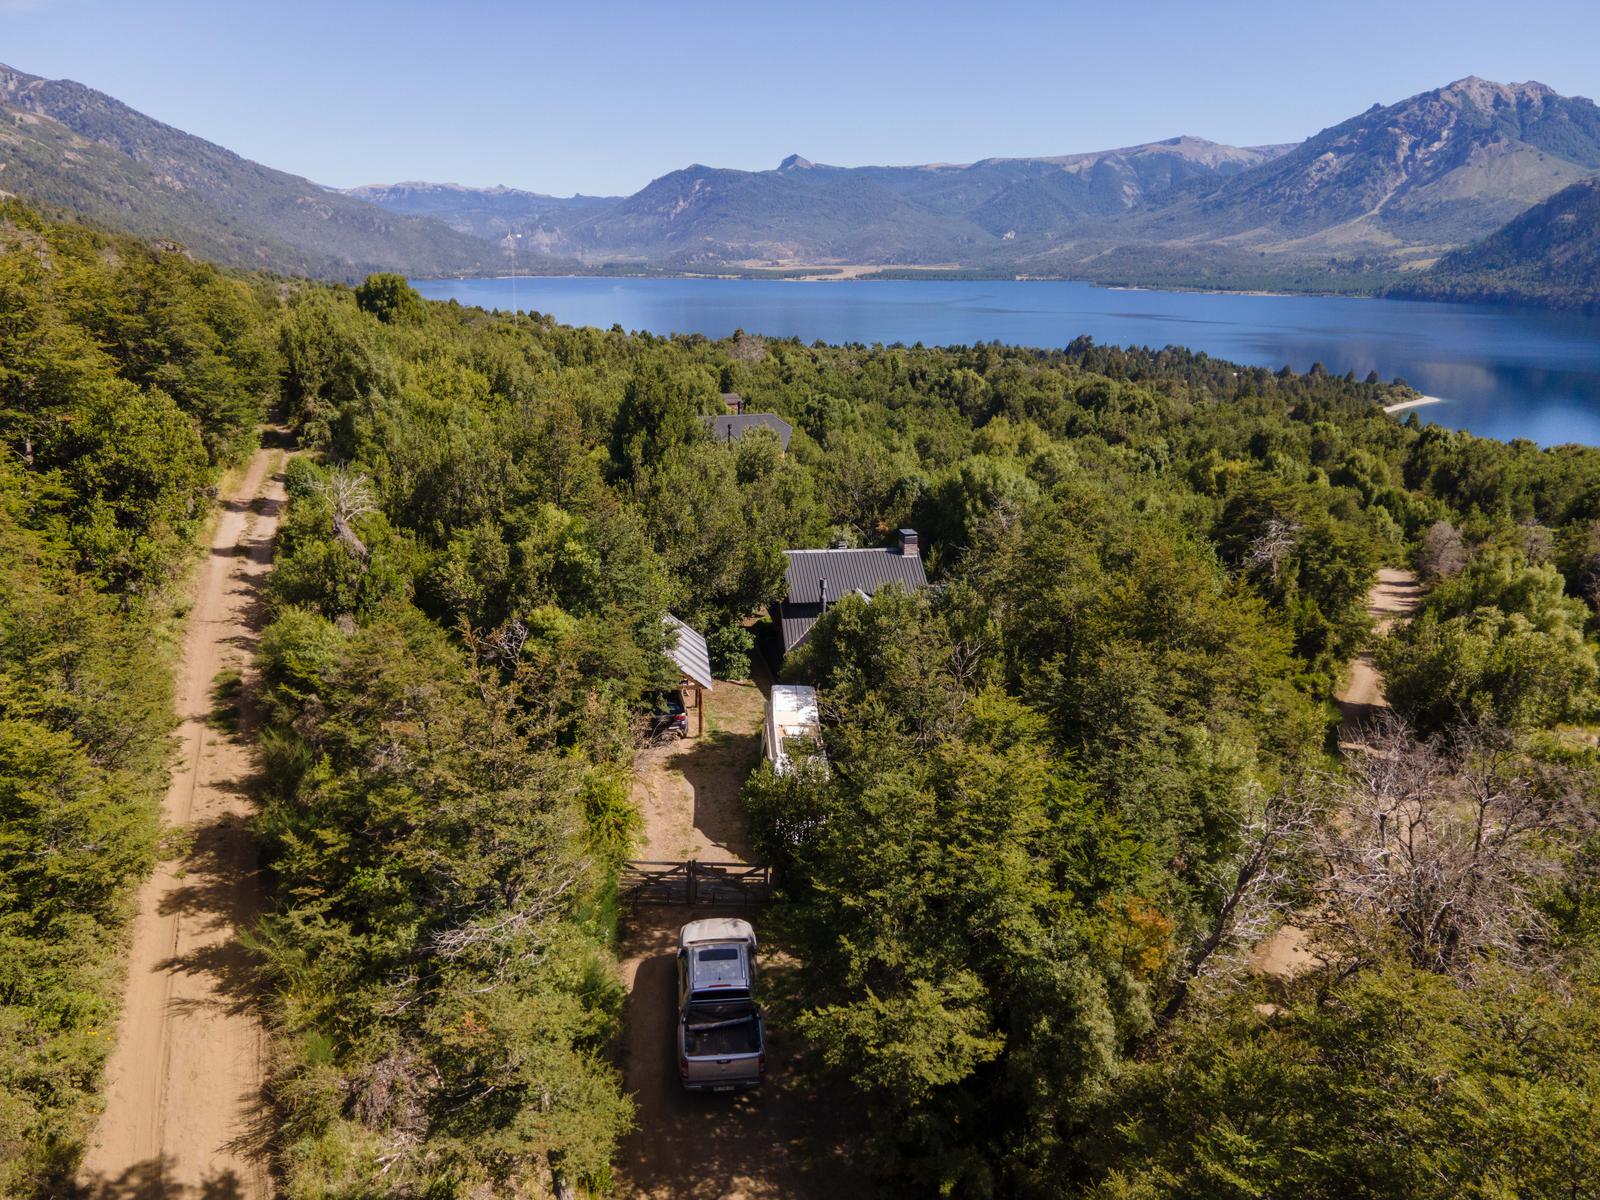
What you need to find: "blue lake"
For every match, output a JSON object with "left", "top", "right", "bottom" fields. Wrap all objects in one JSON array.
[{"left": 411, "top": 276, "right": 1600, "bottom": 447}]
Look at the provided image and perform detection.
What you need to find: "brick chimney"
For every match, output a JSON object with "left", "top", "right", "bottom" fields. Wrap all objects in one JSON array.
[{"left": 897, "top": 528, "right": 920, "bottom": 557}]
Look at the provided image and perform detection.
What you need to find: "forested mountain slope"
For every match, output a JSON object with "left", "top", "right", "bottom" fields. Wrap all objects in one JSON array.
[
  {"left": 342, "top": 77, "right": 1600, "bottom": 287},
  {"left": 343, "top": 179, "right": 617, "bottom": 244},
  {"left": 0, "top": 63, "right": 492, "bottom": 279},
  {"left": 6, "top": 58, "right": 1599, "bottom": 302},
  {"left": 6, "top": 199, "right": 1600, "bottom": 1198},
  {"left": 1395, "top": 175, "right": 1600, "bottom": 307}
]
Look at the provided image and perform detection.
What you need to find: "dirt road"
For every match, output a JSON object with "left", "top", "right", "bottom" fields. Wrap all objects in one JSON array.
[
  {"left": 1252, "top": 566, "right": 1423, "bottom": 978},
  {"left": 614, "top": 669, "right": 862, "bottom": 1199},
  {"left": 1335, "top": 567, "right": 1422, "bottom": 747},
  {"left": 77, "top": 435, "right": 291, "bottom": 1199}
]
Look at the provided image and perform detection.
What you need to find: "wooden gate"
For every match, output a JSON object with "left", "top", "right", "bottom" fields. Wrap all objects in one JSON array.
[{"left": 620, "top": 860, "right": 772, "bottom": 907}]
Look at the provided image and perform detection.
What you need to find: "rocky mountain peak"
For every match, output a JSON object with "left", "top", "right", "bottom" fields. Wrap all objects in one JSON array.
[{"left": 1439, "top": 76, "right": 1559, "bottom": 110}]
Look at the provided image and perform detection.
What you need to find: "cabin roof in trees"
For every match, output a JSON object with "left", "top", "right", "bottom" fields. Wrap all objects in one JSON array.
[
  {"left": 664, "top": 614, "right": 715, "bottom": 691},
  {"left": 703, "top": 412, "right": 793, "bottom": 451},
  {"left": 777, "top": 530, "right": 926, "bottom": 655}
]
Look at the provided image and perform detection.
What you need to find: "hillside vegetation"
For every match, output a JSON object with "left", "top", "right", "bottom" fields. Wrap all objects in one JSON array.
[
  {"left": 343, "top": 181, "right": 617, "bottom": 244},
  {"left": 1397, "top": 176, "right": 1600, "bottom": 308},
  {"left": 356, "top": 78, "right": 1600, "bottom": 294},
  {"left": 251, "top": 276, "right": 1600, "bottom": 1197},
  {"left": 4, "top": 202, "right": 1600, "bottom": 1197},
  {"left": 0, "top": 63, "right": 491, "bottom": 280},
  {"left": 11, "top": 56, "right": 1600, "bottom": 303}
]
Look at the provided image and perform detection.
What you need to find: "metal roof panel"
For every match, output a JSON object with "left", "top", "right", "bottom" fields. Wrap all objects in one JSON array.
[
  {"left": 664, "top": 614, "right": 715, "bottom": 690},
  {"left": 703, "top": 412, "right": 793, "bottom": 451},
  {"left": 777, "top": 546, "right": 927, "bottom": 653}
]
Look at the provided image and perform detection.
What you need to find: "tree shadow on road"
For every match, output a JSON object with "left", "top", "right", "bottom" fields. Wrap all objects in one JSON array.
[
  {"left": 74, "top": 1157, "right": 248, "bottom": 1200},
  {"left": 672, "top": 731, "right": 762, "bottom": 862}
]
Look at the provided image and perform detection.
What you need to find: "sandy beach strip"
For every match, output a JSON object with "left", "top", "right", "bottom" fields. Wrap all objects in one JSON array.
[{"left": 1383, "top": 395, "right": 1446, "bottom": 414}]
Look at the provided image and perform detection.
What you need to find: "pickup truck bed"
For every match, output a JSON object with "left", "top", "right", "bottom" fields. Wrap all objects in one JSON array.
[{"left": 683, "top": 1003, "right": 762, "bottom": 1057}]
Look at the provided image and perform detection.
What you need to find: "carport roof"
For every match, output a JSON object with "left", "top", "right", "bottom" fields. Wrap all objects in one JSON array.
[{"left": 664, "top": 614, "right": 714, "bottom": 691}]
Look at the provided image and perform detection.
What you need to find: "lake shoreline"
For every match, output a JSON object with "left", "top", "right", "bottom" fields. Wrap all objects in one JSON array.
[
  {"left": 413, "top": 276, "right": 1600, "bottom": 448},
  {"left": 447, "top": 268, "right": 1385, "bottom": 301},
  {"left": 1383, "top": 396, "right": 1447, "bottom": 414}
]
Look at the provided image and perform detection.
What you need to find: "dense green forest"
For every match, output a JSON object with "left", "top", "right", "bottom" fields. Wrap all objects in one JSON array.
[
  {"left": 0, "top": 201, "right": 278, "bottom": 1193},
  {"left": 5, "top": 198, "right": 1600, "bottom": 1198}
]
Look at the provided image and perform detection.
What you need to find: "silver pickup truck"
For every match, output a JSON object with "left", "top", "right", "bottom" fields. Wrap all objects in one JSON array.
[{"left": 676, "top": 917, "right": 765, "bottom": 1092}]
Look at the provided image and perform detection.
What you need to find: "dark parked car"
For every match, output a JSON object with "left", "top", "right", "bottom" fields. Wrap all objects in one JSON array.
[{"left": 646, "top": 690, "right": 688, "bottom": 740}]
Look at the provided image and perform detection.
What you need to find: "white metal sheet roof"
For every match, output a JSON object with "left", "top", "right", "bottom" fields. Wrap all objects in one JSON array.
[
  {"left": 769, "top": 684, "right": 819, "bottom": 735},
  {"left": 680, "top": 917, "right": 757, "bottom": 947},
  {"left": 664, "top": 614, "right": 714, "bottom": 691}
]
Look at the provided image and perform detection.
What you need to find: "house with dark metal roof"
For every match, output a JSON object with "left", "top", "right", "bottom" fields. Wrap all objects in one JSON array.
[
  {"left": 777, "top": 529, "right": 926, "bottom": 656},
  {"left": 704, "top": 412, "right": 793, "bottom": 452}
]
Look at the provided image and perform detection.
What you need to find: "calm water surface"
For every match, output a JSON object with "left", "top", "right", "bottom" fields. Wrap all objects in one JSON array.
[{"left": 411, "top": 276, "right": 1600, "bottom": 447}]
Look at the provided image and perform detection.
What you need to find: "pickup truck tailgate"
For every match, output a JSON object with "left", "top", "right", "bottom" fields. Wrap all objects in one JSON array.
[{"left": 684, "top": 1052, "right": 761, "bottom": 1090}]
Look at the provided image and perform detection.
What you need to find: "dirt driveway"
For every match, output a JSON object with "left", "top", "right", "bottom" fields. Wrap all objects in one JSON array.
[
  {"left": 614, "top": 669, "right": 863, "bottom": 1199},
  {"left": 76, "top": 435, "right": 290, "bottom": 1199}
]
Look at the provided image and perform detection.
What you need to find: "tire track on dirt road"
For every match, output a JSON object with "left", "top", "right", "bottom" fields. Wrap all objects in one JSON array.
[
  {"left": 77, "top": 432, "right": 292, "bottom": 1199},
  {"left": 1334, "top": 567, "right": 1423, "bottom": 749}
]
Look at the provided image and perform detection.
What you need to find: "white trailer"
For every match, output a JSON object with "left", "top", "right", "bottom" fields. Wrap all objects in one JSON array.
[{"left": 761, "top": 684, "right": 823, "bottom": 775}]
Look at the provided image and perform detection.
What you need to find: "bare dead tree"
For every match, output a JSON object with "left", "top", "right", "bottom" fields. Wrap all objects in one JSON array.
[
  {"left": 1160, "top": 781, "right": 1319, "bottom": 1022},
  {"left": 1516, "top": 520, "right": 1555, "bottom": 565},
  {"left": 1245, "top": 516, "right": 1302, "bottom": 581},
  {"left": 348, "top": 1046, "right": 435, "bottom": 1135},
  {"left": 461, "top": 618, "right": 529, "bottom": 674},
  {"left": 425, "top": 867, "right": 584, "bottom": 964},
  {"left": 311, "top": 468, "right": 378, "bottom": 561},
  {"left": 1313, "top": 717, "right": 1593, "bottom": 973},
  {"left": 730, "top": 329, "right": 768, "bottom": 363},
  {"left": 1417, "top": 519, "right": 1469, "bottom": 584}
]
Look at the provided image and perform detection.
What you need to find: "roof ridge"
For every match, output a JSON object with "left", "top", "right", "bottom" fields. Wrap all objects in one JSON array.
[{"left": 784, "top": 546, "right": 898, "bottom": 554}]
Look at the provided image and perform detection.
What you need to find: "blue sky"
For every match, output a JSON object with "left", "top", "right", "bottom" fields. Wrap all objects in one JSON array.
[{"left": 4, "top": 0, "right": 1598, "bottom": 195}]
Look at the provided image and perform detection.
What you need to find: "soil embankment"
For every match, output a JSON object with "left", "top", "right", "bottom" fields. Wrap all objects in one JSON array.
[{"left": 77, "top": 435, "right": 291, "bottom": 1199}]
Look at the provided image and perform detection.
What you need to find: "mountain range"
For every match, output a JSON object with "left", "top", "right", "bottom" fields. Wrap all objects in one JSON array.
[
  {"left": 2, "top": 60, "right": 1597, "bottom": 302},
  {"left": 0, "top": 63, "right": 487, "bottom": 278},
  {"left": 353, "top": 137, "right": 1291, "bottom": 267}
]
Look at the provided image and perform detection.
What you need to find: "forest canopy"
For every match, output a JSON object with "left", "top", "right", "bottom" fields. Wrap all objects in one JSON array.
[{"left": 4, "top": 199, "right": 1600, "bottom": 1198}]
